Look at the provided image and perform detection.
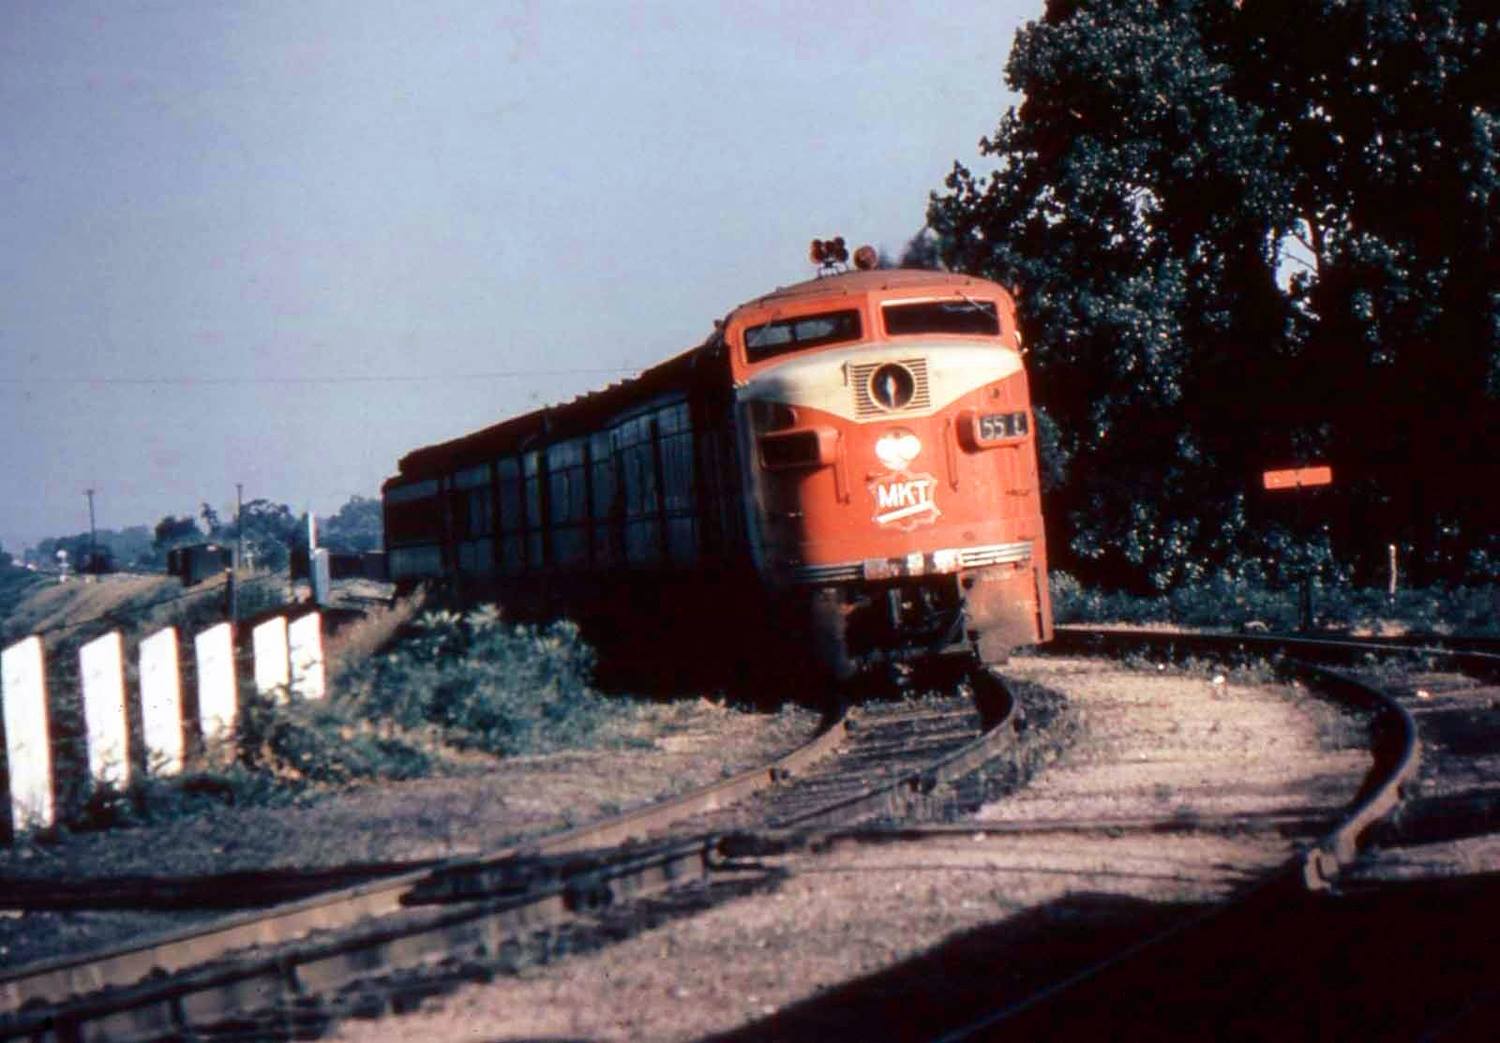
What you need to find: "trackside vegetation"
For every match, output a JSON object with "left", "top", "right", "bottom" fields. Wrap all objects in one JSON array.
[
  {"left": 335, "top": 606, "right": 617, "bottom": 758},
  {"left": 927, "top": 0, "right": 1498, "bottom": 597},
  {"left": 1052, "top": 572, "right": 1498, "bottom": 636},
  {"left": 36, "top": 606, "right": 626, "bottom": 835}
]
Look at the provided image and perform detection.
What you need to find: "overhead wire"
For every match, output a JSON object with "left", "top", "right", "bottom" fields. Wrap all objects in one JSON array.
[{"left": 0, "top": 368, "right": 641, "bottom": 387}]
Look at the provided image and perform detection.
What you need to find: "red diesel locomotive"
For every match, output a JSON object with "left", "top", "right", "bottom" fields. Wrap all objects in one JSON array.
[{"left": 383, "top": 254, "right": 1051, "bottom": 681}]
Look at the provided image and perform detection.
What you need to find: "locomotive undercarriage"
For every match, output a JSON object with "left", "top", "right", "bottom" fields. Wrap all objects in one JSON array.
[{"left": 808, "top": 561, "right": 1045, "bottom": 680}]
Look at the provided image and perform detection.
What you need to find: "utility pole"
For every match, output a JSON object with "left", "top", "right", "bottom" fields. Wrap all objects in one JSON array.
[
  {"left": 231, "top": 483, "right": 243, "bottom": 622},
  {"left": 85, "top": 488, "right": 97, "bottom": 576}
]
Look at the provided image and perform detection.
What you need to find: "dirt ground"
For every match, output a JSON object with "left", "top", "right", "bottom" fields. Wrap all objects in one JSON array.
[
  {"left": 328, "top": 654, "right": 1373, "bottom": 1043},
  {"left": 0, "top": 698, "right": 819, "bottom": 969},
  {"left": 0, "top": 572, "right": 178, "bottom": 642}
]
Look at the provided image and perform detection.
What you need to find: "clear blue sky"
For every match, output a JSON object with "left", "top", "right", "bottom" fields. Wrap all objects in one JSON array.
[{"left": 1, "top": 1, "right": 1035, "bottom": 553}]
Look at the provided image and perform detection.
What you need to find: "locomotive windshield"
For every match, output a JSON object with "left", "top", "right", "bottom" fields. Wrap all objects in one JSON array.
[
  {"left": 883, "top": 298, "right": 1000, "bottom": 337},
  {"left": 744, "top": 309, "right": 862, "bottom": 363}
]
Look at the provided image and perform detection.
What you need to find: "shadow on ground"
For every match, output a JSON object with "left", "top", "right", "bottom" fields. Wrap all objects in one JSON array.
[{"left": 701, "top": 870, "right": 1500, "bottom": 1042}]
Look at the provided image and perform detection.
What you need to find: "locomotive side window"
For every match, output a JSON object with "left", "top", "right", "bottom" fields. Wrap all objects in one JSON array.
[
  {"left": 547, "top": 438, "right": 590, "bottom": 569},
  {"left": 657, "top": 401, "right": 698, "bottom": 565},
  {"left": 385, "top": 479, "right": 443, "bottom": 579},
  {"left": 452, "top": 463, "right": 494, "bottom": 575},
  {"left": 589, "top": 430, "right": 619, "bottom": 568},
  {"left": 744, "top": 309, "right": 862, "bottom": 363},
  {"left": 523, "top": 452, "right": 545, "bottom": 568},
  {"left": 616, "top": 413, "right": 663, "bottom": 566},
  {"left": 496, "top": 457, "right": 525, "bottom": 576},
  {"left": 883, "top": 299, "right": 1000, "bottom": 337},
  {"left": 385, "top": 480, "right": 440, "bottom": 546}
]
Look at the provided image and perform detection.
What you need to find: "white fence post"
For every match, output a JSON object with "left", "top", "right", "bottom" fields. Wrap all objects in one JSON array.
[
  {"left": 80, "top": 632, "right": 130, "bottom": 790},
  {"left": 252, "top": 617, "right": 290, "bottom": 699},
  {"left": 195, "top": 622, "right": 237, "bottom": 744},
  {"left": 139, "top": 627, "right": 184, "bottom": 776},
  {"left": 288, "top": 613, "right": 325, "bottom": 701},
  {"left": 2, "top": 636, "right": 54, "bottom": 832}
]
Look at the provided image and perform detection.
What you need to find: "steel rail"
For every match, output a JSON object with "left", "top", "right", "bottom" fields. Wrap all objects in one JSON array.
[
  {"left": 0, "top": 705, "right": 853, "bottom": 1016},
  {"left": 396, "top": 667, "right": 1021, "bottom": 904},
  {"left": 0, "top": 839, "right": 722, "bottom": 1043},
  {"left": 771, "top": 666, "right": 1017, "bottom": 830},
  {"left": 927, "top": 624, "right": 1458, "bottom": 1042},
  {"left": 0, "top": 668, "right": 1022, "bottom": 1040},
  {"left": 1051, "top": 625, "right": 1429, "bottom": 889}
]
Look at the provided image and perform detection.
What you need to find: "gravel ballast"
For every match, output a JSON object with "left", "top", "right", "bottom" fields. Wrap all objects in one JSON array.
[
  {"left": 327, "top": 654, "right": 1373, "bottom": 1042},
  {"left": 0, "top": 699, "right": 819, "bottom": 969}
]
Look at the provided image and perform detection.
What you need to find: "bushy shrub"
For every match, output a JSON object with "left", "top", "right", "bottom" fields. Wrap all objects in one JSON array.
[
  {"left": 337, "top": 606, "right": 618, "bottom": 756},
  {"left": 233, "top": 690, "right": 434, "bottom": 786},
  {"left": 1051, "top": 570, "right": 1498, "bottom": 635}
]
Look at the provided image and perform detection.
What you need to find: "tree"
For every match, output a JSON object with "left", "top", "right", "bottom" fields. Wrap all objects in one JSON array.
[
  {"left": 321, "top": 495, "right": 384, "bottom": 553},
  {"left": 235, "top": 499, "right": 299, "bottom": 571},
  {"left": 928, "top": 0, "right": 1499, "bottom": 589},
  {"left": 153, "top": 515, "right": 203, "bottom": 552}
]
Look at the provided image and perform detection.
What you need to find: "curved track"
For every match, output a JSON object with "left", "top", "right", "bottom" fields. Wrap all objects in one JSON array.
[
  {"left": 925, "top": 625, "right": 1498, "bottom": 1042},
  {"left": 0, "top": 670, "right": 1021, "bottom": 1041},
  {"left": 4, "top": 626, "right": 1479, "bottom": 1042}
]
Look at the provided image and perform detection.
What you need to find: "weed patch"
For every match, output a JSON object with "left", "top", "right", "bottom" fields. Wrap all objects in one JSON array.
[
  {"left": 337, "top": 606, "right": 622, "bottom": 757},
  {"left": 1051, "top": 571, "right": 1497, "bottom": 636}
]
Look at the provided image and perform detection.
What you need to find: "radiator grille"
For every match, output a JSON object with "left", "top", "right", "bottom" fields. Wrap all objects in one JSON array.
[{"left": 851, "top": 358, "right": 930, "bottom": 418}]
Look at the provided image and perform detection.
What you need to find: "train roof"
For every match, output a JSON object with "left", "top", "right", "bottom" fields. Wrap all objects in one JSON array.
[
  {"left": 390, "top": 341, "right": 709, "bottom": 483},
  {"left": 387, "top": 267, "right": 1012, "bottom": 487},
  {"left": 730, "top": 268, "right": 1008, "bottom": 311}
]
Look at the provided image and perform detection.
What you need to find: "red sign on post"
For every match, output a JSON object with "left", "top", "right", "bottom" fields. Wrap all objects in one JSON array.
[{"left": 1262, "top": 465, "right": 1333, "bottom": 491}]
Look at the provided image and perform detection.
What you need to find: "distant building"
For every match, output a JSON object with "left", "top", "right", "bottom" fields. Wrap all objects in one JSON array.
[{"left": 167, "top": 543, "right": 233, "bottom": 586}]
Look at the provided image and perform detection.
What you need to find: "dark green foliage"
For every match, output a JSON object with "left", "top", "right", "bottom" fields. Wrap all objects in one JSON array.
[
  {"left": 152, "top": 515, "right": 203, "bottom": 554},
  {"left": 233, "top": 689, "right": 434, "bottom": 786},
  {"left": 33, "top": 526, "right": 157, "bottom": 570},
  {"left": 0, "top": 564, "right": 45, "bottom": 626},
  {"left": 930, "top": 0, "right": 1499, "bottom": 590},
  {"left": 1052, "top": 570, "right": 1498, "bottom": 634},
  {"left": 320, "top": 495, "right": 384, "bottom": 553},
  {"left": 338, "top": 606, "right": 619, "bottom": 757},
  {"left": 231, "top": 499, "right": 300, "bottom": 571}
]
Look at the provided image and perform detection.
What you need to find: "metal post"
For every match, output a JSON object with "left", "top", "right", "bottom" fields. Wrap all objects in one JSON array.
[
  {"left": 85, "top": 488, "right": 97, "bottom": 575},
  {"left": 232, "top": 483, "right": 243, "bottom": 622},
  {"left": 1388, "top": 543, "right": 1398, "bottom": 606},
  {"left": 1295, "top": 487, "right": 1312, "bottom": 632}
]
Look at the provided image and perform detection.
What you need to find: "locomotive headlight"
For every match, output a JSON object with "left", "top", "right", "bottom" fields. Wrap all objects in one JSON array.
[
  {"left": 868, "top": 362, "right": 917, "bottom": 411},
  {"left": 874, "top": 429, "right": 921, "bottom": 471}
]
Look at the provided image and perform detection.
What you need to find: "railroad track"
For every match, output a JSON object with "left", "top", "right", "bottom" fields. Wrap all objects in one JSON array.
[
  {"left": 7, "top": 627, "right": 1489, "bottom": 1041},
  {"left": 0, "top": 668, "right": 1022, "bottom": 1041},
  {"left": 921, "top": 625, "right": 1500, "bottom": 1042}
]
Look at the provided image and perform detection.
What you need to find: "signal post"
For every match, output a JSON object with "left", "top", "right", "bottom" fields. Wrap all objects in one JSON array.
[{"left": 1262, "top": 464, "right": 1333, "bottom": 631}]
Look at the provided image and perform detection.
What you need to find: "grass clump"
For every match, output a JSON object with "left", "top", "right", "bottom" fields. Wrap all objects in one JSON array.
[
  {"left": 337, "top": 605, "right": 621, "bottom": 757},
  {"left": 1050, "top": 570, "right": 1498, "bottom": 635}
]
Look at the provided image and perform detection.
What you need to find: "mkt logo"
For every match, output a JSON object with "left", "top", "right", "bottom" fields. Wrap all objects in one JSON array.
[{"left": 869, "top": 472, "right": 940, "bottom": 530}]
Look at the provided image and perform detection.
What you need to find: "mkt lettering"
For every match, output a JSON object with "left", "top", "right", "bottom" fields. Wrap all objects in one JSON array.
[{"left": 869, "top": 472, "right": 940, "bottom": 530}]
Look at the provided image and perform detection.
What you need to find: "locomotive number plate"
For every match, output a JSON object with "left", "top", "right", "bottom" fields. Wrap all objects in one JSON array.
[{"left": 869, "top": 471, "right": 941, "bottom": 531}]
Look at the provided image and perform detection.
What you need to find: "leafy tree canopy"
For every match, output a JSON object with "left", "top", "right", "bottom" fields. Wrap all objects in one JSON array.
[
  {"left": 929, "top": 0, "right": 1498, "bottom": 589},
  {"left": 152, "top": 515, "right": 203, "bottom": 552},
  {"left": 321, "top": 494, "right": 384, "bottom": 553}
]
